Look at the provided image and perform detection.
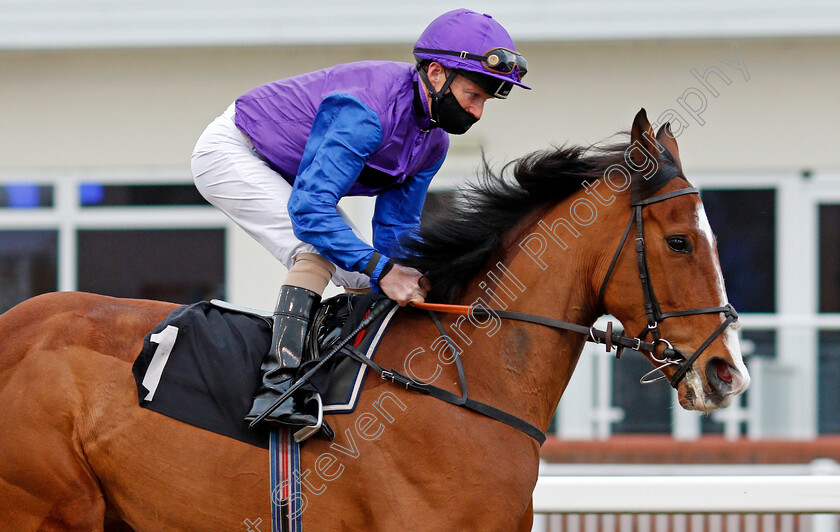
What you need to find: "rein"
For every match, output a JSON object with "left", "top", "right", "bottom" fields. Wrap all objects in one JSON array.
[
  {"left": 413, "top": 302, "right": 656, "bottom": 355},
  {"left": 259, "top": 187, "right": 739, "bottom": 446},
  {"left": 386, "top": 186, "right": 739, "bottom": 446}
]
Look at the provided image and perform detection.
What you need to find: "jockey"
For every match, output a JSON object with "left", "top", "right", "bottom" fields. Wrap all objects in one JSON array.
[{"left": 191, "top": 8, "right": 530, "bottom": 430}]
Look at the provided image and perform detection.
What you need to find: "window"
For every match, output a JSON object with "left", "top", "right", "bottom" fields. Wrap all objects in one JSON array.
[
  {"left": 80, "top": 184, "right": 209, "bottom": 207},
  {"left": 700, "top": 189, "right": 776, "bottom": 313},
  {"left": 0, "top": 230, "right": 57, "bottom": 313},
  {"left": 819, "top": 205, "right": 840, "bottom": 433},
  {"left": 0, "top": 184, "right": 53, "bottom": 208},
  {"left": 819, "top": 331, "right": 840, "bottom": 434},
  {"left": 699, "top": 189, "right": 776, "bottom": 434},
  {"left": 819, "top": 205, "right": 840, "bottom": 313},
  {"left": 77, "top": 229, "right": 224, "bottom": 304}
]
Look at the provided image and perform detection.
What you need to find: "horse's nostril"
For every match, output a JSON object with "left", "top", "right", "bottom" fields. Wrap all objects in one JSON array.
[
  {"left": 706, "top": 357, "right": 735, "bottom": 395},
  {"left": 716, "top": 361, "right": 733, "bottom": 383}
]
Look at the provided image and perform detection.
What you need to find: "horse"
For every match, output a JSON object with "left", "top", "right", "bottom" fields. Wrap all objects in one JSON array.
[{"left": 0, "top": 109, "right": 749, "bottom": 531}]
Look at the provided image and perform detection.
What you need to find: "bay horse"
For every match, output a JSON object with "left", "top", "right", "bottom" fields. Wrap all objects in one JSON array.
[{"left": 0, "top": 110, "right": 749, "bottom": 531}]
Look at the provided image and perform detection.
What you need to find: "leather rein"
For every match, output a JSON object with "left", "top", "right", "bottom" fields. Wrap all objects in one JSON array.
[{"left": 390, "top": 186, "right": 739, "bottom": 445}]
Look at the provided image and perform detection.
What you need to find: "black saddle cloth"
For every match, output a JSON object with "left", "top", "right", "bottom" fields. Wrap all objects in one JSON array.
[{"left": 132, "top": 293, "right": 391, "bottom": 449}]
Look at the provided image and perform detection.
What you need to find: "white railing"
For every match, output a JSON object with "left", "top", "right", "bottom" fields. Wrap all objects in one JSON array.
[{"left": 532, "top": 462, "right": 840, "bottom": 532}]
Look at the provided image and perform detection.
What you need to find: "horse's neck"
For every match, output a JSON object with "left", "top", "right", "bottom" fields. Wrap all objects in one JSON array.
[{"left": 453, "top": 199, "right": 609, "bottom": 433}]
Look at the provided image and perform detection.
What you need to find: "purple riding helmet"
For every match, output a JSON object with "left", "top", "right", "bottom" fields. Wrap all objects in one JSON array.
[
  {"left": 413, "top": 9, "right": 530, "bottom": 134},
  {"left": 414, "top": 8, "right": 530, "bottom": 99}
]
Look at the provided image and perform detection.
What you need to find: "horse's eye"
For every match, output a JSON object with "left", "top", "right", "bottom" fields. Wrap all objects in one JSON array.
[{"left": 666, "top": 236, "right": 691, "bottom": 254}]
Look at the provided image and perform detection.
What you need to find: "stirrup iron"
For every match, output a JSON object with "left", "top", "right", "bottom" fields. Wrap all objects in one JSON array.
[{"left": 293, "top": 393, "right": 324, "bottom": 443}]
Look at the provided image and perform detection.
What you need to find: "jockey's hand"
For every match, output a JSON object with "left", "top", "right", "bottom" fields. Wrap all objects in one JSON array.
[{"left": 379, "top": 264, "right": 429, "bottom": 306}]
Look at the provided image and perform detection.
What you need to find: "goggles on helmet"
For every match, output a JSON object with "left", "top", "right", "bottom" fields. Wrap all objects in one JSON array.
[
  {"left": 457, "top": 69, "right": 514, "bottom": 99},
  {"left": 413, "top": 47, "right": 527, "bottom": 81}
]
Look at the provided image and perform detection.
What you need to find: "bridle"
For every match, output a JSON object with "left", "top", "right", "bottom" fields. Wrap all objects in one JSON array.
[
  {"left": 595, "top": 186, "right": 739, "bottom": 387},
  {"left": 416, "top": 185, "right": 739, "bottom": 389}
]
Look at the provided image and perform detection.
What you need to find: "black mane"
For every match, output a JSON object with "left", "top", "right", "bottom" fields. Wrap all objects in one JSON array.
[{"left": 397, "top": 135, "right": 680, "bottom": 303}]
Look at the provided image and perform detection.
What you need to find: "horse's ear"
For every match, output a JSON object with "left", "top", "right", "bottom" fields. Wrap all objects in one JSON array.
[
  {"left": 656, "top": 123, "right": 683, "bottom": 171},
  {"left": 629, "top": 108, "right": 660, "bottom": 165},
  {"left": 629, "top": 108, "right": 679, "bottom": 203}
]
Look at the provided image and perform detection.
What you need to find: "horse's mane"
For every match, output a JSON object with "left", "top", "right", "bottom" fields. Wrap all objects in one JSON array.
[{"left": 397, "top": 134, "right": 680, "bottom": 303}]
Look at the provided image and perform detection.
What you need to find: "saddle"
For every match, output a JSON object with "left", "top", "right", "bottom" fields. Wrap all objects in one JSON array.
[{"left": 132, "top": 293, "right": 397, "bottom": 448}]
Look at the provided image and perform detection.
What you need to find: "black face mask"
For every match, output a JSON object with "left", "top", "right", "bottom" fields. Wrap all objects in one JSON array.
[
  {"left": 432, "top": 91, "right": 479, "bottom": 135},
  {"left": 419, "top": 67, "right": 479, "bottom": 135}
]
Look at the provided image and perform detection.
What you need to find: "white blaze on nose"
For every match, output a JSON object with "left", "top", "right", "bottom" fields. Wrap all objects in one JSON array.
[{"left": 695, "top": 203, "right": 750, "bottom": 394}]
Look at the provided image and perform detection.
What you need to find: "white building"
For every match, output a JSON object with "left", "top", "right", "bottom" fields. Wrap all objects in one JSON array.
[{"left": 1, "top": 1, "right": 839, "bottom": 441}]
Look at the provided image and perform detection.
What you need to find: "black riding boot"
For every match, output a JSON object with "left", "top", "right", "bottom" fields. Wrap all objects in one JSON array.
[{"left": 245, "top": 285, "right": 320, "bottom": 428}]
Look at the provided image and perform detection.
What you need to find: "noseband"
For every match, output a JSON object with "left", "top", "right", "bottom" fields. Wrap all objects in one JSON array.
[{"left": 595, "top": 187, "right": 739, "bottom": 388}]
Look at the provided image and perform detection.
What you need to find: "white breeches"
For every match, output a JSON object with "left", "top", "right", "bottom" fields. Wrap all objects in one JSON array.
[{"left": 190, "top": 104, "right": 370, "bottom": 290}]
